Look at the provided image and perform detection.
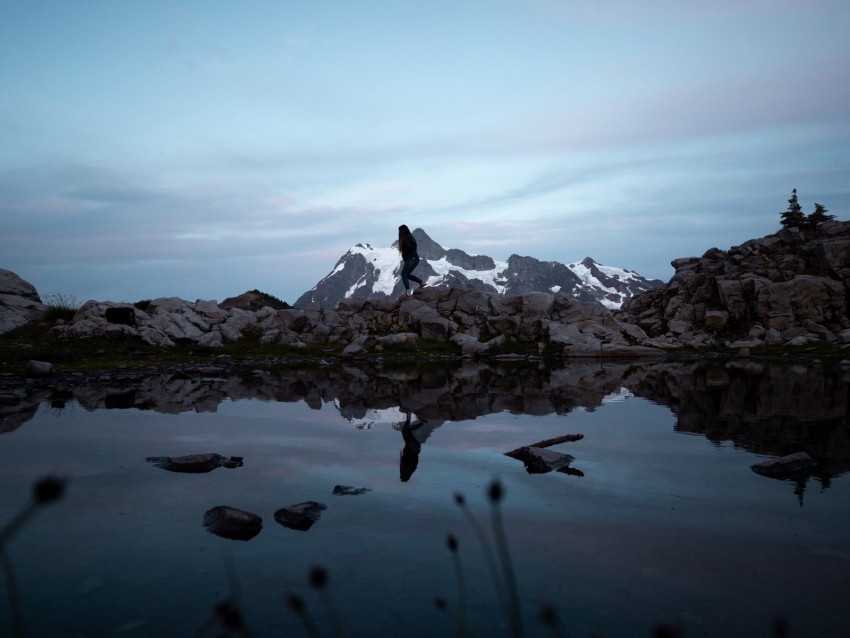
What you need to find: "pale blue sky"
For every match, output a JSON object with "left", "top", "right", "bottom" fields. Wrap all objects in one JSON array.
[{"left": 2, "top": 0, "right": 849, "bottom": 304}]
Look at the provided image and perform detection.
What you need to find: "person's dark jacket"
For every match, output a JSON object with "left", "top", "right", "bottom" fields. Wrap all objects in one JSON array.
[{"left": 399, "top": 234, "right": 418, "bottom": 260}]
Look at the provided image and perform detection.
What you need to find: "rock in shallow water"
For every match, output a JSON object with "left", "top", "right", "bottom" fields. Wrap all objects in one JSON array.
[
  {"left": 751, "top": 451, "right": 816, "bottom": 479},
  {"left": 203, "top": 505, "right": 262, "bottom": 541},
  {"left": 274, "top": 501, "right": 327, "bottom": 531},
  {"left": 146, "top": 453, "right": 243, "bottom": 473},
  {"left": 332, "top": 485, "right": 371, "bottom": 496}
]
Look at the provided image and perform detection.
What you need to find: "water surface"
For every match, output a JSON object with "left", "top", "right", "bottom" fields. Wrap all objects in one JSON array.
[{"left": 1, "top": 360, "right": 848, "bottom": 637}]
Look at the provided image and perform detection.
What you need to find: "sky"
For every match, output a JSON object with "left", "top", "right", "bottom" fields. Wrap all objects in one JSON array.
[{"left": 2, "top": 0, "right": 849, "bottom": 305}]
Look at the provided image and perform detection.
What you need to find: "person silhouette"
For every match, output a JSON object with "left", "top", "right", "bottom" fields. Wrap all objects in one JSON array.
[
  {"left": 398, "top": 411, "right": 426, "bottom": 482},
  {"left": 398, "top": 224, "right": 425, "bottom": 298}
]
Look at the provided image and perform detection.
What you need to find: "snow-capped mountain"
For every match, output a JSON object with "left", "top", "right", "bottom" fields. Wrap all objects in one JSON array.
[{"left": 293, "top": 228, "right": 663, "bottom": 309}]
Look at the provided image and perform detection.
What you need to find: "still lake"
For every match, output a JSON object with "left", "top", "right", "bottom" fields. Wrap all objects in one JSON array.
[{"left": 1, "top": 359, "right": 849, "bottom": 637}]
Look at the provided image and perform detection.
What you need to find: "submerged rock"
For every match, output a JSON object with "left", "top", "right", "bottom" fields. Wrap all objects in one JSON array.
[
  {"left": 274, "top": 501, "right": 327, "bottom": 531},
  {"left": 332, "top": 485, "right": 371, "bottom": 496},
  {"left": 506, "top": 446, "right": 580, "bottom": 475},
  {"left": 505, "top": 433, "right": 585, "bottom": 476},
  {"left": 751, "top": 451, "right": 816, "bottom": 479},
  {"left": 203, "top": 505, "right": 262, "bottom": 541},
  {"left": 146, "top": 453, "right": 243, "bottom": 473}
]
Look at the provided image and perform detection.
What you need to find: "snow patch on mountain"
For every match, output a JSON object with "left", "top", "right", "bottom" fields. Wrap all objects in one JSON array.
[
  {"left": 570, "top": 261, "right": 642, "bottom": 288},
  {"left": 569, "top": 259, "right": 649, "bottom": 309},
  {"left": 347, "top": 243, "right": 401, "bottom": 296},
  {"left": 343, "top": 243, "right": 510, "bottom": 298},
  {"left": 428, "top": 256, "right": 509, "bottom": 294}
]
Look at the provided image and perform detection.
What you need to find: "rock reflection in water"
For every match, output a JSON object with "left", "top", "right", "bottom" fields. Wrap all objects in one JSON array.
[
  {"left": 3, "top": 359, "right": 850, "bottom": 494},
  {"left": 626, "top": 360, "right": 850, "bottom": 502}
]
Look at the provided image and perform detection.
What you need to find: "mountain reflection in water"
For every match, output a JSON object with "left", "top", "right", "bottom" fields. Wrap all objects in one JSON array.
[
  {"left": 6, "top": 360, "right": 849, "bottom": 485},
  {"left": 2, "top": 359, "right": 850, "bottom": 637}
]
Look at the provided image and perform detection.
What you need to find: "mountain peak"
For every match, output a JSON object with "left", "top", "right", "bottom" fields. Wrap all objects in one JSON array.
[{"left": 294, "top": 236, "right": 662, "bottom": 309}]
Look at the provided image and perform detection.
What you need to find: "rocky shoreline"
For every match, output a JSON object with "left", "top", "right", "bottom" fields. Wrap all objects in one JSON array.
[{"left": 3, "top": 221, "right": 850, "bottom": 369}]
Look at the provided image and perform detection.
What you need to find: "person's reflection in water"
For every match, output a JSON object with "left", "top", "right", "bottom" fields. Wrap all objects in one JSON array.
[{"left": 398, "top": 411, "right": 427, "bottom": 482}]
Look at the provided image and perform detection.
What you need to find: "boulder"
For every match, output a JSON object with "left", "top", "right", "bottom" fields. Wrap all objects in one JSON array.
[
  {"left": 0, "top": 269, "right": 48, "bottom": 335},
  {"left": 25, "top": 360, "right": 53, "bottom": 377},
  {"left": 146, "top": 453, "right": 243, "bottom": 473},
  {"left": 341, "top": 342, "right": 368, "bottom": 358},
  {"left": 507, "top": 446, "right": 577, "bottom": 474},
  {"left": 217, "top": 310, "right": 257, "bottom": 342},
  {"left": 105, "top": 307, "right": 136, "bottom": 325},
  {"left": 274, "top": 501, "right": 327, "bottom": 531},
  {"left": 0, "top": 268, "right": 41, "bottom": 300},
  {"left": 203, "top": 506, "right": 262, "bottom": 541},
  {"left": 194, "top": 299, "right": 228, "bottom": 323},
  {"left": 751, "top": 452, "right": 816, "bottom": 479}
]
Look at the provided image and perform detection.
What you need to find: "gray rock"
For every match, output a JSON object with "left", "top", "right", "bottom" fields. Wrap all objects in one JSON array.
[
  {"left": 0, "top": 269, "right": 48, "bottom": 335},
  {"left": 341, "top": 342, "right": 367, "bottom": 358},
  {"left": 0, "top": 268, "right": 41, "bottom": 300}
]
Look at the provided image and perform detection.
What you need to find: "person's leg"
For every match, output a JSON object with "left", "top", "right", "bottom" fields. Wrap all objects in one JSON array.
[
  {"left": 400, "top": 259, "right": 412, "bottom": 291},
  {"left": 408, "top": 256, "right": 423, "bottom": 286}
]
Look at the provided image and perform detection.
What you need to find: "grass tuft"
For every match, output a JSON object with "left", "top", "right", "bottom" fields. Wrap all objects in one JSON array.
[{"left": 42, "top": 292, "right": 80, "bottom": 323}]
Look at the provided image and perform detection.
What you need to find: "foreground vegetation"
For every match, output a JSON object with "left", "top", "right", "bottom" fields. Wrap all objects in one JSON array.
[{"left": 2, "top": 317, "right": 849, "bottom": 380}]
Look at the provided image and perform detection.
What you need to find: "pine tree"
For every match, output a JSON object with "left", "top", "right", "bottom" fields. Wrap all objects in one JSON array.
[
  {"left": 805, "top": 202, "right": 835, "bottom": 227},
  {"left": 779, "top": 188, "right": 806, "bottom": 229}
]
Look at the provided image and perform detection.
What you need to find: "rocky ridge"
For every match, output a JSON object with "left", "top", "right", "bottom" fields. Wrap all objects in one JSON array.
[
  {"left": 617, "top": 220, "right": 850, "bottom": 350},
  {"left": 43, "top": 287, "right": 664, "bottom": 358}
]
